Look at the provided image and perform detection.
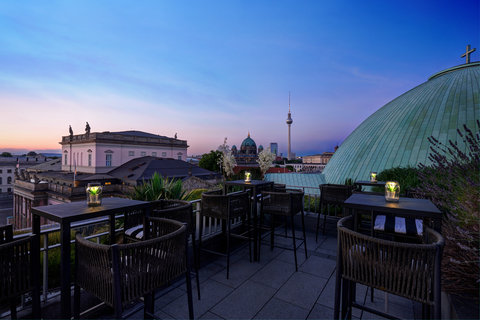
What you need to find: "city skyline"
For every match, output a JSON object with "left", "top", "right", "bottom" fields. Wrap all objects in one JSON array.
[{"left": 0, "top": 1, "right": 478, "bottom": 156}]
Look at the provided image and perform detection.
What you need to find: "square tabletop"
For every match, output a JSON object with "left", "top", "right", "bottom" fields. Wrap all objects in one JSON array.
[
  {"left": 344, "top": 193, "right": 441, "bottom": 216},
  {"left": 31, "top": 197, "right": 150, "bottom": 224}
]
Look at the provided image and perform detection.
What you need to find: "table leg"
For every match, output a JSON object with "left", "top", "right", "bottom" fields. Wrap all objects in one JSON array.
[
  {"left": 60, "top": 223, "right": 72, "bottom": 319},
  {"left": 32, "top": 215, "right": 41, "bottom": 318}
]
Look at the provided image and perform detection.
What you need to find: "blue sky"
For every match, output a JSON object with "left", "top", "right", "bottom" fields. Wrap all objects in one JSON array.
[{"left": 0, "top": 0, "right": 478, "bottom": 155}]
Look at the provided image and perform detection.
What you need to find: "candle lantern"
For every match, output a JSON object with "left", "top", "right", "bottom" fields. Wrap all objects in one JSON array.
[
  {"left": 86, "top": 183, "right": 103, "bottom": 207},
  {"left": 244, "top": 171, "right": 251, "bottom": 183},
  {"left": 370, "top": 172, "right": 377, "bottom": 183},
  {"left": 385, "top": 181, "right": 400, "bottom": 202}
]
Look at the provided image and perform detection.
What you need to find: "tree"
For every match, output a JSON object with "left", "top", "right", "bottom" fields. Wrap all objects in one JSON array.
[
  {"left": 27, "top": 151, "right": 37, "bottom": 156},
  {"left": 0, "top": 152, "right": 12, "bottom": 157},
  {"left": 199, "top": 150, "right": 221, "bottom": 172}
]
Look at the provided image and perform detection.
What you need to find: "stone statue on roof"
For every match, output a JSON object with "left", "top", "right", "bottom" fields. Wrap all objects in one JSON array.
[
  {"left": 174, "top": 133, "right": 177, "bottom": 139},
  {"left": 85, "top": 122, "right": 91, "bottom": 135},
  {"left": 69, "top": 125, "right": 73, "bottom": 141}
]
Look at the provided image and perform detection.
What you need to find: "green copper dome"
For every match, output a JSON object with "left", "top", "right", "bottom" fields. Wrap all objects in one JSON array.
[
  {"left": 241, "top": 133, "right": 257, "bottom": 148},
  {"left": 323, "top": 62, "right": 480, "bottom": 184}
]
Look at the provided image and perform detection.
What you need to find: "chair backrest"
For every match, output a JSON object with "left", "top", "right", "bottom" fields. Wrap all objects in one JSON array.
[
  {"left": 151, "top": 199, "right": 194, "bottom": 234},
  {"left": 320, "top": 184, "right": 353, "bottom": 205},
  {"left": 0, "top": 224, "right": 13, "bottom": 245},
  {"left": 75, "top": 218, "right": 187, "bottom": 309},
  {"left": 0, "top": 235, "right": 35, "bottom": 302},
  {"left": 261, "top": 189, "right": 304, "bottom": 216},
  {"left": 201, "top": 191, "right": 250, "bottom": 220},
  {"left": 337, "top": 215, "right": 444, "bottom": 305}
]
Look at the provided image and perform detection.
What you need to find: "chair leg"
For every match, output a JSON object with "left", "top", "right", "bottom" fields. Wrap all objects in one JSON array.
[
  {"left": 291, "top": 215, "right": 298, "bottom": 271},
  {"left": 144, "top": 293, "right": 154, "bottom": 319},
  {"left": 226, "top": 219, "right": 231, "bottom": 279},
  {"left": 198, "top": 214, "right": 204, "bottom": 267},
  {"left": 185, "top": 271, "right": 194, "bottom": 320},
  {"left": 74, "top": 284, "right": 81, "bottom": 319},
  {"left": 323, "top": 204, "right": 329, "bottom": 235},
  {"left": 191, "top": 234, "right": 201, "bottom": 300},
  {"left": 301, "top": 209, "right": 308, "bottom": 259},
  {"left": 315, "top": 207, "right": 321, "bottom": 242},
  {"left": 270, "top": 214, "right": 275, "bottom": 250},
  {"left": 9, "top": 299, "right": 17, "bottom": 320}
]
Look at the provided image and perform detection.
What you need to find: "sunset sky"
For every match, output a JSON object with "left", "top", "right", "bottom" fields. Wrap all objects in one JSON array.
[{"left": 0, "top": 0, "right": 478, "bottom": 156}]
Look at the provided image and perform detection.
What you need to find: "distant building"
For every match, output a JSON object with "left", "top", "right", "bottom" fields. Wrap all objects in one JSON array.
[
  {"left": 270, "top": 143, "right": 278, "bottom": 156},
  {"left": 303, "top": 152, "right": 335, "bottom": 164},
  {"left": 60, "top": 130, "right": 188, "bottom": 174},
  {"left": 0, "top": 155, "right": 49, "bottom": 194}
]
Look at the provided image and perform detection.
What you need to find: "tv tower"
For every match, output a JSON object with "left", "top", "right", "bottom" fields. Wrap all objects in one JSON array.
[{"left": 286, "top": 92, "right": 293, "bottom": 160}]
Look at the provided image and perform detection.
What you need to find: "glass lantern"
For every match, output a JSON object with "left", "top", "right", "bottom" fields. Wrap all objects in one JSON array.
[
  {"left": 244, "top": 171, "right": 251, "bottom": 183},
  {"left": 385, "top": 181, "right": 400, "bottom": 202},
  {"left": 86, "top": 183, "right": 103, "bottom": 207},
  {"left": 370, "top": 172, "right": 377, "bottom": 183}
]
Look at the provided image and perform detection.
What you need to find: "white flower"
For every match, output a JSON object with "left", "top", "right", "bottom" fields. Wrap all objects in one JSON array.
[
  {"left": 257, "top": 148, "right": 275, "bottom": 176},
  {"left": 217, "top": 137, "right": 237, "bottom": 177}
]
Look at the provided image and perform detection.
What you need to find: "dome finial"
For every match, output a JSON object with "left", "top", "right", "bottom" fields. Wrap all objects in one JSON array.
[
  {"left": 461, "top": 44, "right": 476, "bottom": 64},
  {"left": 248, "top": 131, "right": 250, "bottom": 137}
]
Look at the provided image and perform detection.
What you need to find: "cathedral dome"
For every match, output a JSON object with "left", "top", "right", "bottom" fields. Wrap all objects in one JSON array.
[
  {"left": 258, "top": 145, "right": 264, "bottom": 152},
  {"left": 241, "top": 133, "right": 257, "bottom": 149},
  {"left": 323, "top": 62, "right": 480, "bottom": 184}
]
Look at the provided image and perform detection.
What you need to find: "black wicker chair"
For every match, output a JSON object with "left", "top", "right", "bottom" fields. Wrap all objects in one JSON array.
[
  {"left": 199, "top": 190, "right": 251, "bottom": 279},
  {"left": 334, "top": 216, "right": 444, "bottom": 320},
  {"left": 74, "top": 218, "right": 194, "bottom": 319},
  {"left": 259, "top": 189, "right": 307, "bottom": 271},
  {"left": 0, "top": 225, "right": 39, "bottom": 319},
  {"left": 124, "top": 199, "right": 200, "bottom": 298},
  {"left": 316, "top": 184, "right": 354, "bottom": 240}
]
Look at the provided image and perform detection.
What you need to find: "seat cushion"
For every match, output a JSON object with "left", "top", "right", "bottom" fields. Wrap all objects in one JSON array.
[
  {"left": 124, "top": 225, "right": 144, "bottom": 239},
  {"left": 374, "top": 215, "right": 423, "bottom": 236}
]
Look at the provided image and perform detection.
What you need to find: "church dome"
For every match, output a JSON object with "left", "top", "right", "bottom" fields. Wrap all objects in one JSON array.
[
  {"left": 258, "top": 145, "right": 264, "bottom": 152},
  {"left": 323, "top": 62, "right": 480, "bottom": 184},
  {"left": 241, "top": 133, "right": 257, "bottom": 149}
]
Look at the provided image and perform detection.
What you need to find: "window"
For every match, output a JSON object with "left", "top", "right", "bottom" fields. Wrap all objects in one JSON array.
[
  {"left": 141, "top": 151, "right": 146, "bottom": 156},
  {"left": 178, "top": 155, "right": 182, "bottom": 160},
  {"left": 162, "top": 152, "right": 167, "bottom": 157},
  {"left": 0, "top": 170, "right": 2, "bottom": 173},
  {"left": 0, "top": 177, "right": 2, "bottom": 184},
  {"left": 152, "top": 152, "right": 157, "bottom": 157},
  {"left": 129, "top": 151, "right": 134, "bottom": 156},
  {"left": 7, "top": 177, "right": 11, "bottom": 184},
  {"left": 7, "top": 188, "right": 11, "bottom": 193},
  {"left": 7, "top": 169, "right": 11, "bottom": 173},
  {"left": 106, "top": 154, "right": 112, "bottom": 167},
  {"left": 65, "top": 154, "right": 68, "bottom": 165},
  {"left": 88, "top": 154, "right": 92, "bottom": 166}
]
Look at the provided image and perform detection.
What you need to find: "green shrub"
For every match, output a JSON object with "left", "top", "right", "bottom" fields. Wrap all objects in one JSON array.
[{"left": 374, "top": 166, "right": 419, "bottom": 195}]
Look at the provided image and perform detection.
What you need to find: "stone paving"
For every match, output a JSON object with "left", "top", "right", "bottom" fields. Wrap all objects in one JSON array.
[{"left": 128, "top": 219, "right": 417, "bottom": 320}]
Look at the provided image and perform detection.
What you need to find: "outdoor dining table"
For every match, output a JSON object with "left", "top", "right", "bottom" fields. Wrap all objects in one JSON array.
[
  {"left": 31, "top": 197, "right": 150, "bottom": 319},
  {"left": 343, "top": 193, "right": 442, "bottom": 233},
  {"left": 223, "top": 180, "right": 274, "bottom": 261}
]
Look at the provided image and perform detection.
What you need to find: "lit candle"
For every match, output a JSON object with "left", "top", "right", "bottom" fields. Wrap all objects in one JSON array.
[
  {"left": 245, "top": 171, "right": 251, "bottom": 182},
  {"left": 370, "top": 172, "right": 377, "bottom": 183},
  {"left": 385, "top": 181, "right": 400, "bottom": 202}
]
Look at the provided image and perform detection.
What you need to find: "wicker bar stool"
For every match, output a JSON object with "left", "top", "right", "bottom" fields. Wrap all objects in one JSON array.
[
  {"left": 0, "top": 225, "right": 40, "bottom": 319},
  {"left": 334, "top": 216, "right": 444, "bottom": 320},
  {"left": 124, "top": 199, "right": 201, "bottom": 299},
  {"left": 316, "top": 184, "right": 354, "bottom": 240},
  {"left": 259, "top": 189, "right": 307, "bottom": 271},
  {"left": 74, "top": 218, "right": 194, "bottom": 319},
  {"left": 199, "top": 190, "right": 251, "bottom": 279}
]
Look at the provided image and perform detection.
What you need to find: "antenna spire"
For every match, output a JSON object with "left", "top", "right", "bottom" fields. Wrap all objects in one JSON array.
[{"left": 288, "top": 91, "right": 291, "bottom": 112}]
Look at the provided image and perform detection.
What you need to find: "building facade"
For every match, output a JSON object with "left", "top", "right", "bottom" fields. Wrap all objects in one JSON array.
[
  {"left": 270, "top": 143, "right": 278, "bottom": 156},
  {"left": 302, "top": 152, "right": 335, "bottom": 164},
  {"left": 60, "top": 130, "right": 188, "bottom": 174}
]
